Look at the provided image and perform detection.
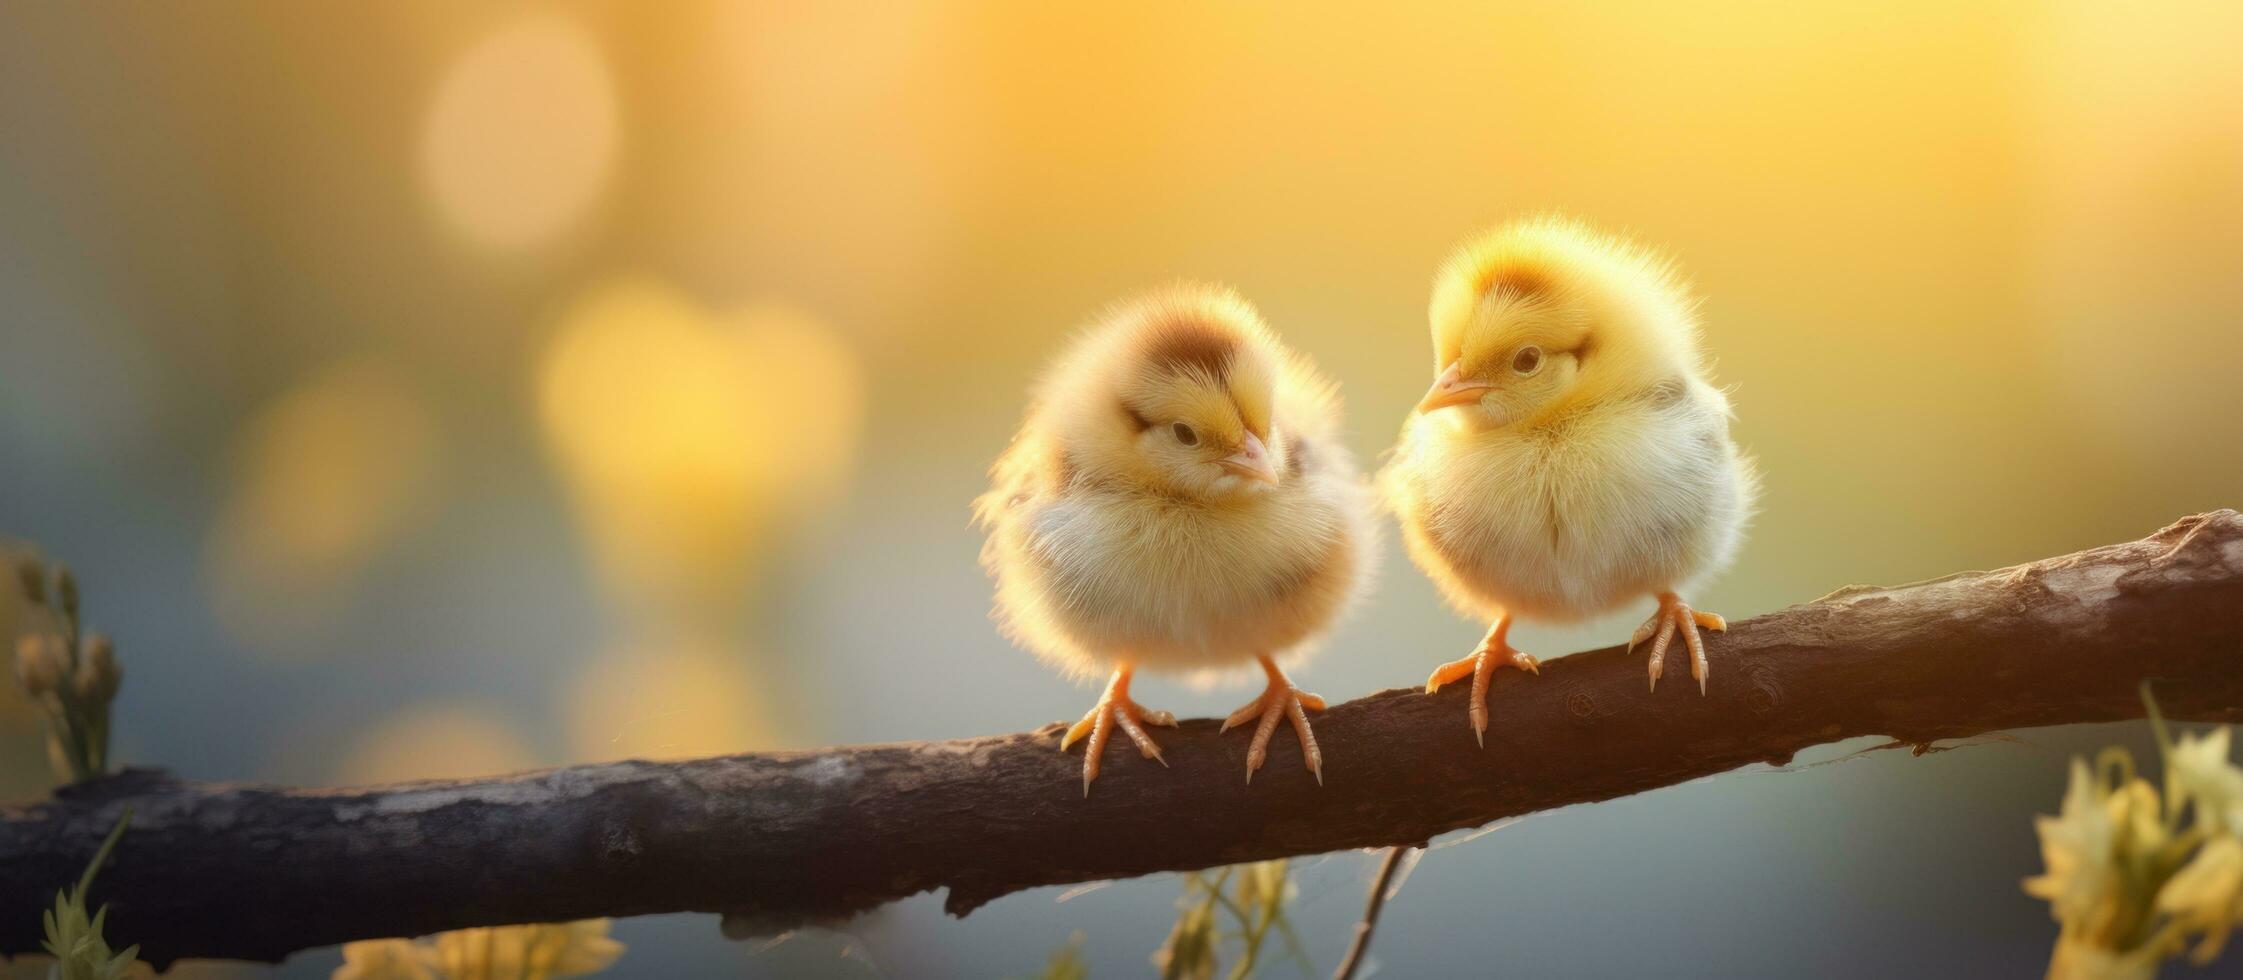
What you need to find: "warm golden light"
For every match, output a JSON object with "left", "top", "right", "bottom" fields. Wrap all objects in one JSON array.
[
  {"left": 337, "top": 701, "right": 539, "bottom": 784},
  {"left": 204, "top": 359, "right": 438, "bottom": 659},
  {"left": 566, "top": 634, "right": 774, "bottom": 762},
  {"left": 5, "top": 3, "right": 2240, "bottom": 974},
  {"left": 422, "top": 14, "right": 617, "bottom": 250},
  {"left": 2024, "top": 1, "right": 2243, "bottom": 460},
  {"left": 697, "top": 2, "right": 978, "bottom": 334},
  {"left": 536, "top": 279, "right": 863, "bottom": 618}
]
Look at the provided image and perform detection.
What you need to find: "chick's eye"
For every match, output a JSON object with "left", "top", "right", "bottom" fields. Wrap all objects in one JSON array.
[
  {"left": 1171, "top": 422, "right": 1199, "bottom": 446},
  {"left": 1511, "top": 345, "right": 1543, "bottom": 375}
]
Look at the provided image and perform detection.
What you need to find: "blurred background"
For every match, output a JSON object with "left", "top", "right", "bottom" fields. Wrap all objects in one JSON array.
[{"left": 3, "top": 1, "right": 2240, "bottom": 976}]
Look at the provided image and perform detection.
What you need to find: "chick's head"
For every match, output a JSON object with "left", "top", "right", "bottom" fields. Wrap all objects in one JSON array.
[
  {"left": 1049, "top": 285, "right": 1289, "bottom": 502},
  {"left": 1418, "top": 216, "right": 1700, "bottom": 429}
]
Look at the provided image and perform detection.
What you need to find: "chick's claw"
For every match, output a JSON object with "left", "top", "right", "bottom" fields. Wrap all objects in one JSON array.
[
  {"left": 1632, "top": 592, "right": 1726, "bottom": 695},
  {"left": 1222, "top": 654, "right": 1325, "bottom": 785},
  {"left": 1425, "top": 633, "right": 1538, "bottom": 747},
  {"left": 1060, "top": 666, "right": 1176, "bottom": 796}
]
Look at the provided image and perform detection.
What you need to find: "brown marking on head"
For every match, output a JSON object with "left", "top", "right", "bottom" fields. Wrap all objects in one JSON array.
[
  {"left": 1474, "top": 262, "right": 1558, "bottom": 305},
  {"left": 1136, "top": 314, "right": 1239, "bottom": 382},
  {"left": 1284, "top": 433, "right": 1310, "bottom": 479}
]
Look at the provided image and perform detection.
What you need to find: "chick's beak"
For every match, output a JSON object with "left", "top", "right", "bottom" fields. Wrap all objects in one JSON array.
[
  {"left": 1418, "top": 363, "right": 1493, "bottom": 413},
  {"left": 1218, "top": 432, "right": 1279, "bottom": 484}
]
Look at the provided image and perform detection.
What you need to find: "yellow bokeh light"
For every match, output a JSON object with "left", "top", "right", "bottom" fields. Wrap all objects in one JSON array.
[
  {"left": 422, "top": 14, "right": 617, "bottom": 250},
  {"left": 700, "top": 2, "right": 979, "bottom": 336},
  {"left": 2024, "top": 1, "right": 2243, "bottom": 459},
  {"left": 536, "top": 279, "right": 863, "bottom": 617},
  {"left": 566, "top": 634, "right": 774, "bottom": 762},
  {"left": 336, "top": 701, "right": 540, "bottom": 784},
  {"left": 204, "top": 359, "right": 438, "bottom": 659}
]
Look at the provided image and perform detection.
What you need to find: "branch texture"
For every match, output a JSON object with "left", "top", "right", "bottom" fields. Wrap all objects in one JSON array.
[{"left": 5, "top": 511, "right": 2242, "bottom": 967}]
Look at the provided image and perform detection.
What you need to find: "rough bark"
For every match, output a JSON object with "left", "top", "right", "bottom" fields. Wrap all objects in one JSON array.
[{"left": 4, "top": 511, "right": 2241, "bottom": 968}]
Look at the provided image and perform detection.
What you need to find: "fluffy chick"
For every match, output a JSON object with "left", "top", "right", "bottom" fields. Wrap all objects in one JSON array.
[
  {"left": 1382, "top": 217, "right": 1756, "bottom": 742},
  {"left": 976, "top": 284, "right": 1376, "bottom": 792}
]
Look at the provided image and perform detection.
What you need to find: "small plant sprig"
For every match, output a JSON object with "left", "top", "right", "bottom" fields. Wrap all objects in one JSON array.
[
  {"left": 2024, "top": 684, "right": 2243, "bottom": 979},
  {"left": 1154, "top": 860, "right": 1313, "bottom": 980},
  {"left": 10, "top": 559, "right": 123, "bottom": 783},
  {"left": 40, "top": 807, "right": 140, "bottom": 980},
  {"left": 1031, "top": 930, "right": 1088, "bottom": 980}
]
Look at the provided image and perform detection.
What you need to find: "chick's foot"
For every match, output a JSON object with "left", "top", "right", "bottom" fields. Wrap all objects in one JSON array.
[
  {"left": 1060, "top": 665, "right": 1177, "bottom": 796},
  {"left": 1631, "top": 592, "right": 1727, "bottom": 695},
  {"left": 1222, "top": 654, "right": 1327, "bottom": 784},
  {"left": 1424, "top": 615, "right": 1539, "bottom": 747}
]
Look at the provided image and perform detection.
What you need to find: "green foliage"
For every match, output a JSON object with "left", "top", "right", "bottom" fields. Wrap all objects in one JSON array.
[
  {"left": 1032, "top": 930, "right": 1089, "bottom": 980},
  {"left": 8, "top": 557, "right": 122, "bottom": 784},
  {"left": 1154, "top": 861, "right": 1314, "bottom": 980},
  {"left": 1155, "top": 873, "right": 1220, "bottom": 980},
  {"left": 39, "top": 807, "right": 139, "bottom": 980}
]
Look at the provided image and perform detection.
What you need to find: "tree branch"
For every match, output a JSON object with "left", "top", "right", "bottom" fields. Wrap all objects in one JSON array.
[{"left": 5, "top": 511, "right": 2242, "bottom": 968}]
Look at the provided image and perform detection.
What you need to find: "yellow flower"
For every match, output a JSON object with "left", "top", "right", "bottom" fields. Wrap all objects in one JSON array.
[
  {"left": 538, "top": 921, "right": 626, "bottom": 977},
  {"left": 332, "top": 921, "right": 621, "bottom": 980},
  {"left": 2027, "top": 761, "right": 2124, "bottom": 933},
  {"left": 2159, "top": 836, "right": 2243, "bottom": 965},
  {"left": 334, "top": 939, "right": 437, "bottom": 980},
  {"left": 2043, "top": 935, "right": 2163, "bottom": 980},
  {"left": 426, "top": 921, "right": 623, "bottom": 980},
  {"left": 2025, "top": 759, "right": 2168, "bottom": 950},
  {"left": 2170, "top": 728, "right": 2243, "bottom": 836},
  {"left": 2110, "top": 779, "right": 2166, "bottom": 858}
]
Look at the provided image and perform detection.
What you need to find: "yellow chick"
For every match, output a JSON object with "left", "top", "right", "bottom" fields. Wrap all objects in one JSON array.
[
  {"left": 1382, "top": 217, "right": 1756, "bottom": 742},
  {"left": 976, "top": 284, "right": 1376, "bottom": 792}
]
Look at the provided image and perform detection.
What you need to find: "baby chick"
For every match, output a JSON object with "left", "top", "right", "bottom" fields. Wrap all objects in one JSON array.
[
  {"left": 1382, "top": 217, "right": 1756, "bottom": 742},
  {"left": 976, "top": 284, "right": 1375, "bottom": 792}
]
